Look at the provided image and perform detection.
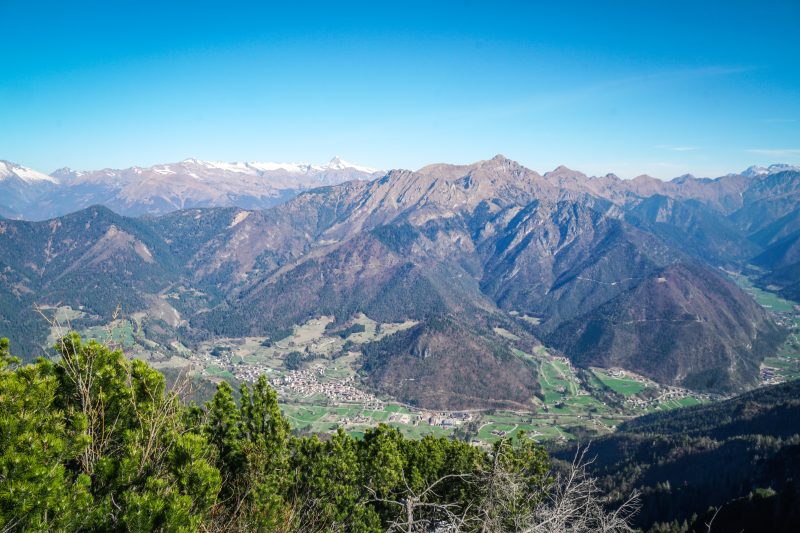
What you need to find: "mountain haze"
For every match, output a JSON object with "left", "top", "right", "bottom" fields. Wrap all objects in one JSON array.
[{"left": 0, "top": 157, "right": 380, "bottom": 219}]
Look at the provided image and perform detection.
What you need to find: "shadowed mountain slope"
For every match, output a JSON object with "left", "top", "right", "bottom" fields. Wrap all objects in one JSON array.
[
  {"left": 0, "top": 156, "right": 793, "bottom": 406},
  {"left": 553, "top": 379, "right": 800, "bottom": 531}
]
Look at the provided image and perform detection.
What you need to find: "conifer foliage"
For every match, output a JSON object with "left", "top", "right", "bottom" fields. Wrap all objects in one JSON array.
[{"left": 0, "top": 335, "right": 636, "bottom": 532}]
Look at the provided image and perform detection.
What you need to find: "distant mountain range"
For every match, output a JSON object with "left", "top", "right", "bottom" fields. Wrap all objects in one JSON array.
[
  {"left": 0, "top": 157, "right": 381, "bottom": 219},
  {"left": 1, "top": 157, "right": 797, "bottom": 221},
  {"left": 0, "top": 155, "right": 797, "bottom": 409}
]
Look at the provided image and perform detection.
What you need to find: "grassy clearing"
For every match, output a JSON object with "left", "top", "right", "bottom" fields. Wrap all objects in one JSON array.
[
  {"left": 493, "top": 327, "right": 520, "bottom": 340},
  {"left": 518, "top": 315, "right": 541, "bottom": 326},
  {"left": 592, "top": 369, "right": 645, "bottom": 396},
  {"left": 477, "top": 423, "right": 517, "bottom": 441},
  {"left": 373, "top": 319, "right": 418, "bottom": 340},
  {"left": 48, "top": 305, "right": 86, "bottom": 323},
  {"left": 271, "top": 316, "right": 335, "bottom": 351},
  {"left": 346, "top": 314, "right": 378, "bottom": 343},
  {"left": 282, "top": 405, "right": 328, "bottom": 425},
  {"left": 652, "top": 397, "right": 703, "bottom": 410},
  {"left": 672, "top": 397, "right": 701, "bottom": 407},
  {"left": 206, "top": 365, "right": 235, "bottom": 380},
  {"left": 729, "top": 272, "right": 797, "bottom": 312},
  {"left": 538, "top": 359, "right": 578, "bottom": 403},
  {"left": 762, "top": 314, "right": 800, "bottom": 381},
  {"left": 82, "top": 320, "right": 137, "bottom": 349},
  {"left": 511, "top": 348, "right": 536, "bottom": 362},
  {"left": 367, "top": 410, "right": 390, "bottom": 422},
  {"left": 391, "top": 423, "right": 451, "bottom": 439},
  {"left": 42, "top": 305, "right": 88, "bottom": 345}
]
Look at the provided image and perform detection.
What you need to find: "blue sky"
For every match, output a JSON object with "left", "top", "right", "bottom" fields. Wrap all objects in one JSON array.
[{"left": 1, "top": 0, "right": 798, "bottom": 178}]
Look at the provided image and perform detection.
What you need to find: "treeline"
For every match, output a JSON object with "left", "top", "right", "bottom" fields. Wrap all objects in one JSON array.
[
  {"left": 553, "top": 379, "right": 800, "bottom": 532},
  {"left": 0, "top": 334, "right": 636, "bottom": 532}
]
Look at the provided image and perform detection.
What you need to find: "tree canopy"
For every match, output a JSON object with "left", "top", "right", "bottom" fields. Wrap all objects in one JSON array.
[{"left": 0, "top": 335, "right": 636, "bottom": 532}]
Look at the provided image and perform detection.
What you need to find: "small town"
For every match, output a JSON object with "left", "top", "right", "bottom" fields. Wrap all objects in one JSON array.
[{"left": 270, "top": 367, "right": 385, "bottom": 410}]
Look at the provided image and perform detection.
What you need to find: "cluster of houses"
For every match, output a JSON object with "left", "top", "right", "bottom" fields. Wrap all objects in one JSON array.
[
  {"left": 624, "top": 385, "right": 708, "bottom": 410},
  {"left": 760, "top": 365, "right": 782, "bottom": 385},
  {"left": 233, "top": 362, "right": 275, "bottom": 382},
  {"left": 385, "top": 410, "right": 472, "bottom": 429},
  {"left": 271, "top": 367, "right": 385, "bottom": 409},
  {"left": 420, "top": 411, "right": 472, "bottom": 428}
]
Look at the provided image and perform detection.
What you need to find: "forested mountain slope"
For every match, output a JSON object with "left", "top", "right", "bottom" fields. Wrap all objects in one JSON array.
[
  {"left": 553, "top": 379, "right": 800, "bottom": 531},
  {"left": 0, "top": 156, "right": 795, "bottom": 407}
]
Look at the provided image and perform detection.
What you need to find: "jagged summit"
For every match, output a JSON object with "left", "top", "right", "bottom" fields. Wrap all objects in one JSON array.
[
  {"left": 1, "top": 155, "right": 799, "bottom": 220},
  {"left": 0, "top": 151, "right": 795, "bottom": 405},
  {"left": 50, "top": 167, "right": 84, "bottom": 180}
]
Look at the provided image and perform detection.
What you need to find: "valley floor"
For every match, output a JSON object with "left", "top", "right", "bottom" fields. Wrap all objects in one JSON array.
[{"left": 40, "top": 272, "right": 799, "bottom": 445}]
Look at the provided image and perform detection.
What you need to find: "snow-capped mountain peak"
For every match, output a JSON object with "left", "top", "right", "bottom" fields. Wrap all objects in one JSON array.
[
  {"left": 741, "top": 163, "right": 800, "bottom": 177},
  {"left": 328, "top": 156, "right": 347, "bottom": 169},
  {"left": 247, "top": 161, "right": 312, "bottom": 173},
  {"left": 0, "top": 156, "right": 382, "bottom": 219},
  {"left": 742, "top": 165, "right": 769, "bottom": 177},
  {"left": 324, "top": 156, "right": 377, "bottom": 173},
  {"left": 186, "top": 157, "right": 381, "bottom": 175},
  {"left": 0, "top": 160, "right": 59, "bottom": 184}
]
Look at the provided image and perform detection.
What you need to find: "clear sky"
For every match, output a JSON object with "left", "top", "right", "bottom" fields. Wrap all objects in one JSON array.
[{"left": 1, "top": 0, "right": 798, "bottom": 178}]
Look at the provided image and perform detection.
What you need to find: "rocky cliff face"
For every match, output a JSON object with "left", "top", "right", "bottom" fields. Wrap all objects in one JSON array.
[{"left": 0, "top": 155, "right": 794, "bottom": 406}]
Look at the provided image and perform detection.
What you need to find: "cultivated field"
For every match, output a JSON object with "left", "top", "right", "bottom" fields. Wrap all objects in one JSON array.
[{"left": 65, "top": 305, "right": 747, "bottom": 445}]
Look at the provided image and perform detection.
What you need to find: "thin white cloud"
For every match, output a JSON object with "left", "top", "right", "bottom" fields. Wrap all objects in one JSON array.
[
  {"left": 747, "top": 148, "right": 800, "bottom": 157},
  {"left": 655, "top": 145, "right": 700, "bottom": 152},
  {"left": 444, "top": 65, "right": 752, "bottom": 122}
]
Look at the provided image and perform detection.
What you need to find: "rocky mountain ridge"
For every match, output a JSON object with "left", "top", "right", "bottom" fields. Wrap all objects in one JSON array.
[
  {"left": 0, "top": 155, "right": 796, "bottom": 408},
  {"left": 0, "top": 157, "right": 381, "bottom": 219}
]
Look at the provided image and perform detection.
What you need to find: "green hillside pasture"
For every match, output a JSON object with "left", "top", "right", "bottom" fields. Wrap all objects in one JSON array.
[
  {"left": 82, "top": 319, "right": 137, "bottom": 349},
  {"left": 538, "top": 359, "right": 579, "bottom": 402},
  {"left": 206, "top": 365, "right": 235, "bottom": 380},
  {"left": 592, "top": 369, "right": 645, "bottom": 396},
  {"left": 730, "top": 272, "right": 797, "bottom": 312}
]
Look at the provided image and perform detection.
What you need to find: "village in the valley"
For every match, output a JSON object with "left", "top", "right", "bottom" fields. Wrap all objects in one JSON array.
[
  {"left": 167, "top": 311, "right": 724, "bottom": 443},
  {"left": 73, "top": 290, "right": 797, "bottom": 443}
]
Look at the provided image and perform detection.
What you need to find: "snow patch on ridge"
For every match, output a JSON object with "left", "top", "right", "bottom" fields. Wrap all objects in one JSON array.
[
  {"left": 741, "top": 163, "right": 800, "bottom": 177},
  {"left": 182, "top": 157, "right": 378, "bottom": 175},
  {"left": 0, "top": 160, "right": 59, "bottom": 184}
]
